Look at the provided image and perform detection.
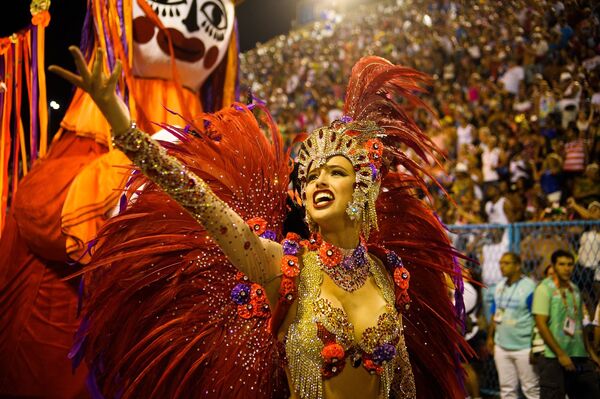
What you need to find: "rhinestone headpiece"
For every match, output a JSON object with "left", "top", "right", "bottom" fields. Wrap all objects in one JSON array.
[{"left": 297, "top": 119, "right": 385, "bottom": 238}]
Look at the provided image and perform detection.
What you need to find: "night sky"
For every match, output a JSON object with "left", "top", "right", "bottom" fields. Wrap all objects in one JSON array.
[{"left": 1, "top": 0, "right": 298, "bottom": 134}]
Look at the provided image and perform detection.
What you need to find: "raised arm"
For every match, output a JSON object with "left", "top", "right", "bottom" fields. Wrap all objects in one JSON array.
[{"left": 49, "top": 47, "right": 282, "bottom": 286}]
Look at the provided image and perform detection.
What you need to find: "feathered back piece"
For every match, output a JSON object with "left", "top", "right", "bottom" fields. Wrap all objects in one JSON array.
[
  {"left": 342, "top": 56, "right": 469, "bottom": 397},
  {"left": 73, "top": 104, "right": 291, "bottom": 399},
  {"left": 344, "top": 56, "right": 442, "bottom": 191}
]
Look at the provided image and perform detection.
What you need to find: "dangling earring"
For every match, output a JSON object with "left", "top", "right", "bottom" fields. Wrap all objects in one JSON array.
[
  {"left": 305, "top": 212, "right": 318, "bottom": 233},
  {"left": 346, "top": 199, "right": 363, "bottom": 221},
  {"left": 346, "top": 185, "right": 366, "bottom": 222}
]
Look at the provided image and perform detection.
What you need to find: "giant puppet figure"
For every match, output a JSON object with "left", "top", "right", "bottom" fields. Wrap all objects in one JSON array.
[{"left": 0, "top": 1, "right": 239, "bottom": 397}]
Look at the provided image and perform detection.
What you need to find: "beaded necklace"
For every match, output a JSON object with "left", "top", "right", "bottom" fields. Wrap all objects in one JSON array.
[{"left": 314, "top": 235, "right": 370, "bottom": 292}]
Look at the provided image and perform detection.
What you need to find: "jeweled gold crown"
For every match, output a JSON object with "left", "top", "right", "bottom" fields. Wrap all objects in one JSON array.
[{"left": 297, "top": 119, "right": 384, "bottom": 238}]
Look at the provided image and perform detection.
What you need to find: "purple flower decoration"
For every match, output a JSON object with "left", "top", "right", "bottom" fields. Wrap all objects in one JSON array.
[
  {"left": 260, "top": 230, "right": 277, "bottom": 241},
  {"left": 369, "top": 163, "right": 378, "bottom": 181},
  {"left": 282, "top": 239, "right": 300, "bottom": 256},
  {"left": 343, "top": 244, "right": 367, "bottom": 270},
  {"left": 231, "top": 283, "right": 251, "bottom": 305},
  {"left": 372, "top": 343, "right": 396, "bottom": 364},
  {"left": 386, "top": 251, "right": 403, "bottom": 267},
  {"left": 340, "top": 115, "right": 353, "bottom": 123}
]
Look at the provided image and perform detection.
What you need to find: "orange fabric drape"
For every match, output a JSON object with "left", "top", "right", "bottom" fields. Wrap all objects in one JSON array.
[
  {"left": 12, "top": 36, "right": 26, "bottom": 200},
  {"left": 222, "top": 26, "right": 238, "bottom": 109},
  {"left": 22, "top": 32, "right": 32, "bottom": 177},
  {"left": 36, "top": 25, "right": 48, "bottom": 157},
  {"left": 1, "top": 48, "right": 14, "bottom": 233}
]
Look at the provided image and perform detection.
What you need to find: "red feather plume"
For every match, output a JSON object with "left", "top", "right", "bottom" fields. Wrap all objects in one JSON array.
[{"left": 345, "top": 56, "right": 470, "bottom": 398}]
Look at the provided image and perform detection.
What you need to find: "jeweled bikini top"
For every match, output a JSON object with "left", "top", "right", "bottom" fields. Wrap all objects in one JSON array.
[{"left": 282, "top": 234, "right": 414, "bottom": 399}]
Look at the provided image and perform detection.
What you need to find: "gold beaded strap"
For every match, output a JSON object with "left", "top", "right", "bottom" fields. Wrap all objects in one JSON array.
[
  {"left": 369, "top": 255, "right": 415, "bottom": 399},
  {"left": 393, "top": 328, "right": 416, "bottom": 399},
  {"left": 286, "top": 250, "right": 324, "bottom": 399}
]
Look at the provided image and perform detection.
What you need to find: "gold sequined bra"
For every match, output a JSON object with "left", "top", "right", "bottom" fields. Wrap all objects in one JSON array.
[
  {"left": 285, "top": 249, "right": 415, "bottom": 399},
  {"left": 314, "top": 298, "right": 401, "bottom": 371}
]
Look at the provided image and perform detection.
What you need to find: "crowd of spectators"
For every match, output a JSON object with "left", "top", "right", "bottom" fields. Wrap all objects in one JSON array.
[{"left": 239, "top": 0, "right": 600, "bottom": 226}]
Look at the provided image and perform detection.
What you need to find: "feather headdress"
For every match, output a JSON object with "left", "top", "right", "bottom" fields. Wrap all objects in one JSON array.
[{"left": 297, "top": 56, "right": 441, "bottom": 238}]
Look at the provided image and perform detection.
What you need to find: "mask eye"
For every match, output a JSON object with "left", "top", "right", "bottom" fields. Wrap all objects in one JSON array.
[{"left": 201, "top": 1, "right": 227, "bottom": 30}]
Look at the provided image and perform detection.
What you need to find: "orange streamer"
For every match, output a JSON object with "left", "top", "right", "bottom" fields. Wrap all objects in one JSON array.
[
  {"left": 1, "top": 49, "right": 14, "bottom": 233},
  {"left": 13, "top": 36, "right": 26, "bottom": 198},
  {"left": 222, "top": 30, "right": 238, "bottom": 108},
  {"left": 36, "top": 25, "right": 48, "bottom": 157},
  {"left": 23, "top": 31, "right": 32, "bottom": 176}
]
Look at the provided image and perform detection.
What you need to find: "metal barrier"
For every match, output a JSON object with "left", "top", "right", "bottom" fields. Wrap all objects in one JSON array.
[{"left": 447, "top": 220, "right": 600, "bottom": 396}]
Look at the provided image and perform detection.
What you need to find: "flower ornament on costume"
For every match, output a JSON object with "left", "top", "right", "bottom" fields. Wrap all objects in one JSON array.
[
  {"left": 281, "top": 255, "right": 300, "bottom": 277},
  {"left": 372, "top": 343, "right": 397, "bottom": 365},
  {"left": 246, "top": 217, "right": 267, "bottom": 235},
  {"left": 318, "top": 241, "right": 343, "bottom": 268},
  {"left": 231, "top": 218, "right": 280, "bottom": 319},
  {"left": 282, "top": 237, "right": 301, "bottom": 256},
  {"left": 301, "top": 233, "right": 322, "bottom": 251},
  {"left": 234, "top": 276, "right": 270, "bottom": 320},
  {"left": 387, "top": 249, "right": 411, "bottom": 308},
  {"left": 321, "top": 343, "right": 346, "bottom": 378},
  {"left": 230, "top": 282, "right": 251, "bottom": 305},
  {"left": 363, "top": 358, "right": 384, "bottom": 375}
]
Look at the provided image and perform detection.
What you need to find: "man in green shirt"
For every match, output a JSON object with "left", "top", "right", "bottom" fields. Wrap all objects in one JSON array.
[{"left": 532, "top": 249, "right": 600, "bottom": 398}]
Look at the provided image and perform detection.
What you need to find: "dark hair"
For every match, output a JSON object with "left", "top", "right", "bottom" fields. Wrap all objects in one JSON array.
[
  {"left": 502, "top": 252, "right": 521, "bottom": 264},
  {"left": 551, "top": 249, "right": 574, "bottom": 265}
]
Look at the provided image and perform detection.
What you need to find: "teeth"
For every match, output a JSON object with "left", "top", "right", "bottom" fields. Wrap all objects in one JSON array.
[{"left": 315, "top": 192, "right": 333, "bottom": 204}]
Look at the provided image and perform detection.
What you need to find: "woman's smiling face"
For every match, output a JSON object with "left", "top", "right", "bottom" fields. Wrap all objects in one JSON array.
[{"left": 305, "top": 156, "right": 356, "bottom": 228}]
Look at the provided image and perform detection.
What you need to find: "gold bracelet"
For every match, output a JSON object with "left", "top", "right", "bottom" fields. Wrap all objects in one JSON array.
[
  {"left": 113, "top": 120, "right": 137, "bottom": 137},
  {"left": 111, "top": 120, "right": 138, "bottom": 149}
]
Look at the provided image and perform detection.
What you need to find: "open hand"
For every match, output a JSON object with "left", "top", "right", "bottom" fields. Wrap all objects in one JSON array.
[{"left": 49, "top": 46, "right": 131, "bottom": 135}]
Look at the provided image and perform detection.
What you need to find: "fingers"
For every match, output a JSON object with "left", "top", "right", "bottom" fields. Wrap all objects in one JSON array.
[
  {"left": 106, "top": 60, "right": 122, "bottom": 93},
  {"left": 52, "top": 46, "right": 122, "bottom": 99},
  {"left": 48, "top": 65, "right": 84, "bottom": 88},
  {"left": 69, "top": 45, "right": 92, "bottom": 83},
  {"left": 91, "top": 48, "right": 104, "bottom": 86}
]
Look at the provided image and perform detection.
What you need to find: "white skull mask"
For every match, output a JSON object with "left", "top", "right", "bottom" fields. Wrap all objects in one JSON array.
[{"left": 132, "top": 0, "right": 235, "bottom": 92}]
